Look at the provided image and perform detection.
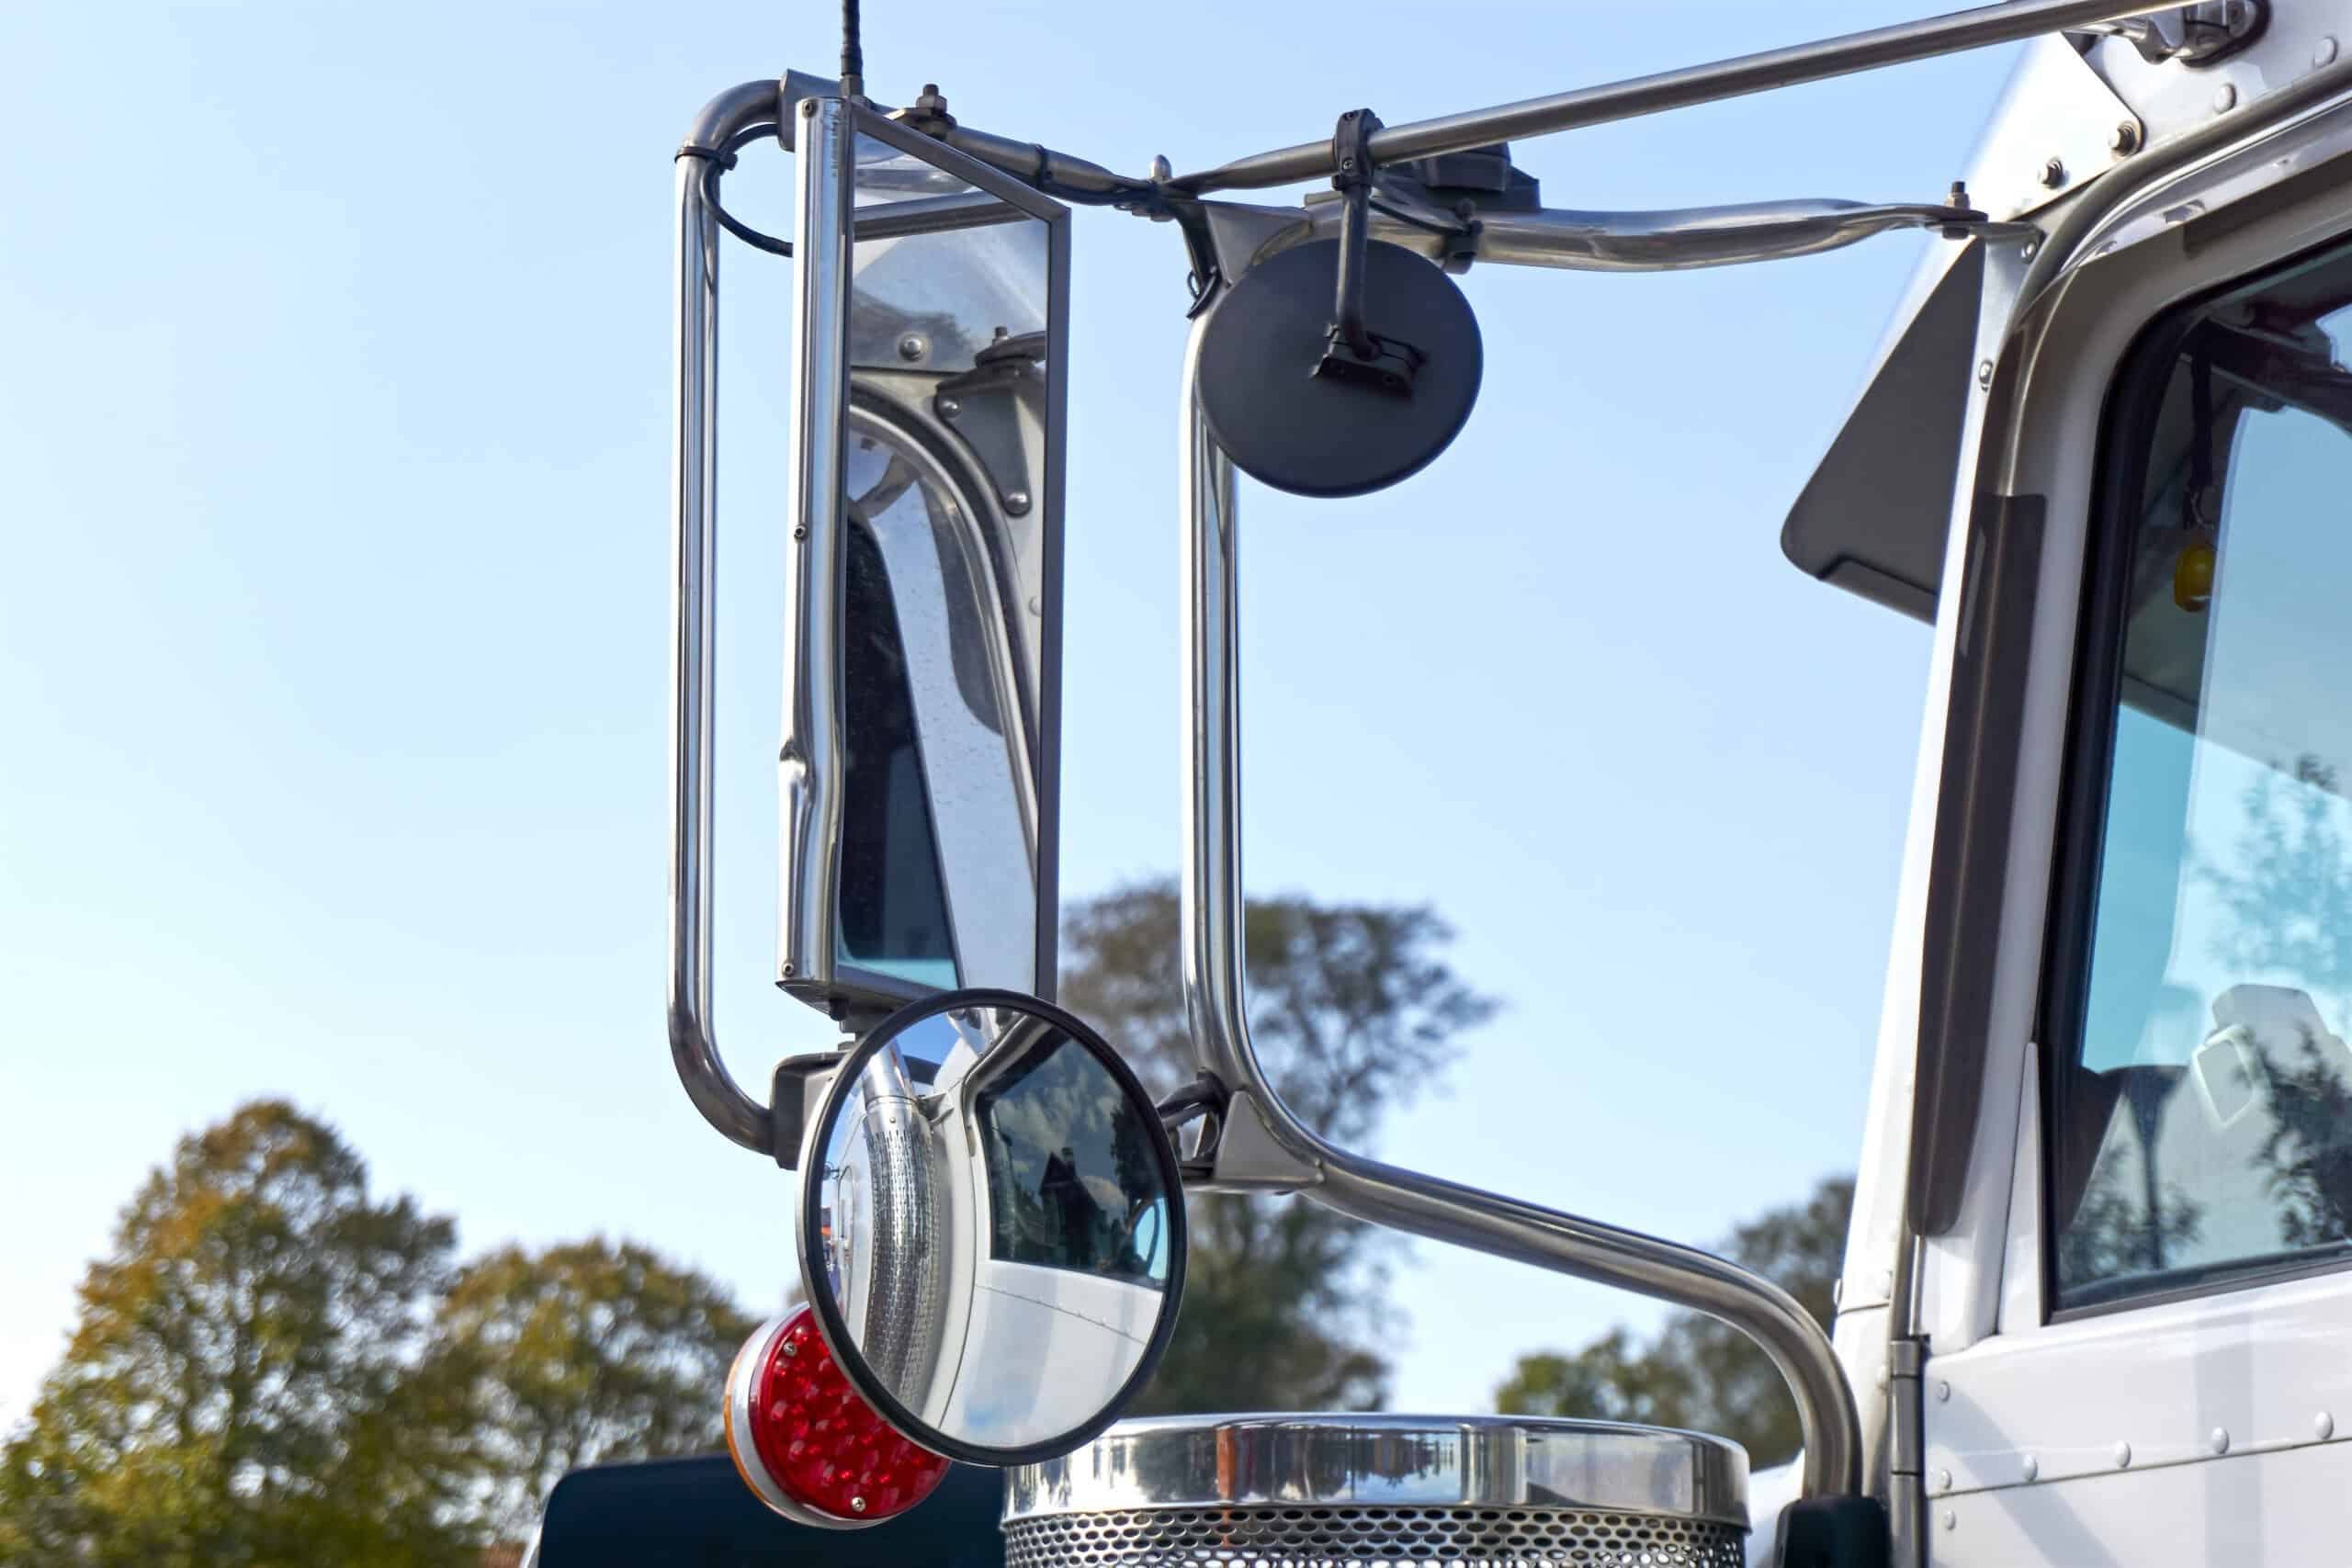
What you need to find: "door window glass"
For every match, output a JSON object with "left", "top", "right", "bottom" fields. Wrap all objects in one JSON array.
[{"left": 2053, "top": 254, "right": 2352, "bottom": 1308}]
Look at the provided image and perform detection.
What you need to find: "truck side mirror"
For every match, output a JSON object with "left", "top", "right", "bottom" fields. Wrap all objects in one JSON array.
[{"left": 781, "top": 101, "right": 1070, "bottom": 1016}]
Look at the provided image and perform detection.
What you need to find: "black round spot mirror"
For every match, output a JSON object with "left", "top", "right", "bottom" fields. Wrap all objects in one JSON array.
[
  {"left": 1197, "top": 236, "right": 1483, "bottom": 499},
  {"left": 795, "top": 988, "right": 1187, "bottom": 1466}
]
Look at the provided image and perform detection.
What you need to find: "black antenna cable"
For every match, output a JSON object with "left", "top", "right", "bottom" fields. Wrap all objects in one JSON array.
[{"left": 841, "top": 0, "right": 865, "bottom": 100}]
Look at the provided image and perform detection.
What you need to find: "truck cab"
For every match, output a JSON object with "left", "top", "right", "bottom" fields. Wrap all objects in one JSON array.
[
  {"left": 649, "top": 6, "right": 2352, "bottom": 1565},
  {"left": 1810, "top": 16, "right": 2352, "bottom": 1556}
]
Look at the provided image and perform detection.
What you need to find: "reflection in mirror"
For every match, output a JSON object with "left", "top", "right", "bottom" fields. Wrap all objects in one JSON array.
[
  {"left": 800, "top": 990, "right": 1185, "bottom": 1464},
  {"left": 2053, "top": 253, "right": 2352, "bottom": 1306},
  {"left": 824, "top": 113, "right": 1067, "bottom": 1004}
]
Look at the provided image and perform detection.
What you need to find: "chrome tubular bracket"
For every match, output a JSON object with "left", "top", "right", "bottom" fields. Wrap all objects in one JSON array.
[
  {"left": 1177, "top": 302, "right": 1862, "bottom": 1499},
  {"left": 669, "top": 79, "right": 792, "bottom": 1156}
]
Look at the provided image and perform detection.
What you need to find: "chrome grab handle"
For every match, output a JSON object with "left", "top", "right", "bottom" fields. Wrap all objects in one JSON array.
[
  {"left": 669, "top": 80, "right": 788, "bottom": 1155},
  {"left": 1176, "top": 310, "right": 1863, "bottom": 1497}
]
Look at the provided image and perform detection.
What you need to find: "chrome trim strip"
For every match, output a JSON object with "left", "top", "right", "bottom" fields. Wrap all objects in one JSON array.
[{"left": 1003, "top": 1414, "right": 1748, "bottom": 1529}]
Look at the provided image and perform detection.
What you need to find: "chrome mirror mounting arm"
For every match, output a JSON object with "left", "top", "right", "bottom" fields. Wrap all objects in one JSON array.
[
  {"left": 671, "top": 80, "right": 790, "bottom": 1156},
  {"left": 1175, "top": 308, "right": 1864, "bottom": 1499},
  {"left": 1295, "top": 195, "right": 2028, "bottom": 274}
]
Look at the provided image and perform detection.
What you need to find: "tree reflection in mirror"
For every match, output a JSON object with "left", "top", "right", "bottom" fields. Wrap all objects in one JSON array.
[{"left": 2052, "top": 243, "right": 2352, "bottom": 1310}]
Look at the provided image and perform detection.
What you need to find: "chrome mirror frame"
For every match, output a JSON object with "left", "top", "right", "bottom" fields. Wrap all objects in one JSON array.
[
  {"left": 669, "top": 82, "right": 1068, "bottom": 1156},
  {"left": 779, "top": 101, "right": 1070, "bottom": 1019},
  {"left": 794, "top": 987, "right": 1189, "bottom": 1467}
]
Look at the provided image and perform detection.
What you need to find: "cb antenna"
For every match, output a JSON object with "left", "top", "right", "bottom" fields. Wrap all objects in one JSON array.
[{"left": 840, "top": 0, "right": 865, "bottom": 100}]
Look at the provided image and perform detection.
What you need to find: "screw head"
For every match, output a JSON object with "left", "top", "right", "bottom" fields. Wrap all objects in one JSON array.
[
  {"left": 2041, "top": 156, "right": 2066, "bottom": 188},
  {"left": 2318, "top": 36, "right": 2340, "bottom": 67},
  {"left": 1935, "top": 1468, "right": 1952, "bottom": 1493},
  {"left": 849, "top": 1496, "right": 867, "bottom": 1514},
  {"left": 792, "top": 525, "right": 807, "bottom": 540},
  {"left": 779, "top": 1338, "right": 798, "bottom": 1357},
  {"left": 2114, "top": 1441, "right": 2132, "bottom": 1469},
  {"left": 938, "top": 398, "right": 961, "bottom": 420},
  {"left": 2214, "top": 83, "right": 2239, "bottom": 114},
  {"left": 897, "top": 333, "right": 928, "bottom": 362},
  {"left": 1937, "top": 1380, "right": 1951, "bottom": 1403},
  {"left": 1003, "top": 489, "right": 1032, "bottom": 513},
  {"left": 2211, "top": 1428, "right": 2231, "bottom": 1455},
  {"left": 2109, "top": 120, "right": 2141, "bottom": 155},
  {"left": 1941, "top": 1509, "right": 1957, "bottom": 1532},
  {"left": 1978, "top": 359, "right": 1996, "bottom": 389},
  {"left": 2318, "top": 1412, "right": 2336, "bottom": 1439},
  {"left": 2022, "top": 1455, "right": 2040, "bottom": 1482}
]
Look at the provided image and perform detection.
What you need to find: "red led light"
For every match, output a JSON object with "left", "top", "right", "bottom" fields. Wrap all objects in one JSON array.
[{"left": 726, "top": 1306, "right": 950, "bottom": 1526}]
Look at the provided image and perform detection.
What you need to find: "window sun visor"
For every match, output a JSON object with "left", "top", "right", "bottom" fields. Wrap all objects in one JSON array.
[{"left": 1780, "top": 240, "right": 1986, "bottom": 623}]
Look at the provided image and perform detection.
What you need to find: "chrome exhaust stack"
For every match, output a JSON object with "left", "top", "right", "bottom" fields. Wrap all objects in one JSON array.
[{"left": 1002, "top": 1416, "right": 1749, "bottom": 1567}]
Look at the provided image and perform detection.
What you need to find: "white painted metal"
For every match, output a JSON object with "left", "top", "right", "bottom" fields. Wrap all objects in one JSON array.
[
  {"left": 2077, "top": 0, "right": 2352, "bottom": 141},
  {"left": 2059, "top": 84, "right": 2352, "bottom": 275},
  {"left": 1830, "top": 219, "right": 2033, "bottom": 1344},
  {"left": 1962, "top": 35, "right": 2144, "bottom": 220},
  {"left": 1929, "top": 1269, "right": 2352, "bottom": 1494},
  {"left": 1932, "top": 1419, "right": 2352, "bottom": 1563},
  {"left": 1911, "top": 62, "right": 2352, "bottom": 1566}
]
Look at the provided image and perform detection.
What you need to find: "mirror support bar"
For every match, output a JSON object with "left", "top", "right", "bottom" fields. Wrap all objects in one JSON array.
[
  {"left": 1176, "top": 0, "right": 2187, "bottom": 194},
  {"left": 1176, "top": 312, "right": 1864, "bottom": 1499},
  {"left": 670, "top": 80, "right": 788, "bottom": 1155},
  {"left": 775, "top": 96, "right": 856, "bottom": 1002}
]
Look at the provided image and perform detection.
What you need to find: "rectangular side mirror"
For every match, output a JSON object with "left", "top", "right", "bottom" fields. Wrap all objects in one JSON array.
[{"left": 780, "top": 100, "right": 1069, "bottom": 1018}]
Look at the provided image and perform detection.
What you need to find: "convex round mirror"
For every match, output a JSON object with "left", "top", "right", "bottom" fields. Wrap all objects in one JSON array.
[
  {"left": 1197, "top": 237, "right": 1483, "bottom": 499},
  {"left": 797, "top": 987, "right": 1187, "bottom": 1465}
]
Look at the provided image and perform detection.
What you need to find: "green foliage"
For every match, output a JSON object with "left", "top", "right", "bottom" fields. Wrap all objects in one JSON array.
[
  {"left": 1059, "top": 880, "right": 1498, "bottom": 1415},
  {"left": 429, "top": 1240, "right": 756, "bottom": 1540},
  {"left": 0, "top": 1102, "right": 469, "bottom": 1567},
  {"left": 0, "top": 1103, "right": 756, "bottom": 1562},
  {"left": 1494, "top": 1176, "right": 1853, "bottom": 1468}
]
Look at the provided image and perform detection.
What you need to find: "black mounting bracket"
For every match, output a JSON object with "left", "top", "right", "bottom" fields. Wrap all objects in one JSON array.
[
  {"left": 1315, "top": 107, "right": 1425, "bottom": 399},
  {"left": 768, "top": 1052, "right": 845, "bottom": 1169}
]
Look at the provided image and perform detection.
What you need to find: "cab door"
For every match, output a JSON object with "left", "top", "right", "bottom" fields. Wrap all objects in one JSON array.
[{"left": 1910, "top": 131, "right": 2352, "bottom": 1564}]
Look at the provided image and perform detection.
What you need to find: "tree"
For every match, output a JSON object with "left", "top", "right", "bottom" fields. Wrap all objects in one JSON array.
[
  {"left": 426, "top": 1240, "right": 757, "bottom": 1541},
  {"left": 2199, "top": 753, "right": 2352, "bottom": 1247},
  {"left": 1494, "top": 1175, "right": 1853, "bottom": 1468},
  {"left": 0, "top": 1102, "right": 470, "bottom": 1568},
  {"left": 1058, "top": 880, "right": 1498, "bottom": 1414}
]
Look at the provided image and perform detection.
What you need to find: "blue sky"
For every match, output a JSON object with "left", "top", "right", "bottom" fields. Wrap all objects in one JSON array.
[{"left": 0, "top": 1, "right": 2011, "bottom": 1427}]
